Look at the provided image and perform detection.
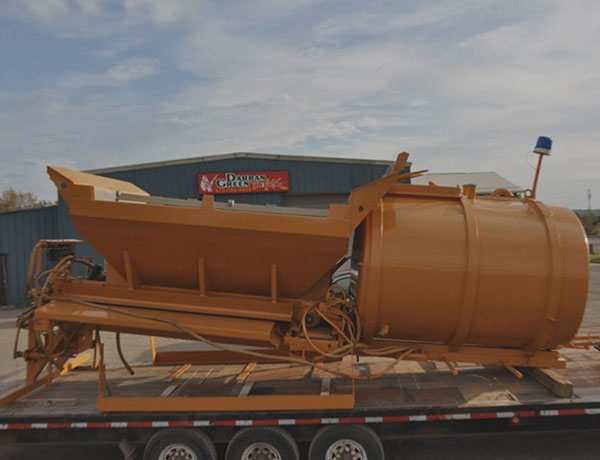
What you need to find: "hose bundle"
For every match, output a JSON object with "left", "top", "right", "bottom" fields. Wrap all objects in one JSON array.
[{"left": 19, "top": 252, "right": 416, "bottom": 381}]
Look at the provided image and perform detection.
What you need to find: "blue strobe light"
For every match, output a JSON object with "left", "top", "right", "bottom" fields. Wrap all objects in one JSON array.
[{"left": 534, "top": 136, "right": 552, "bottom": 155}]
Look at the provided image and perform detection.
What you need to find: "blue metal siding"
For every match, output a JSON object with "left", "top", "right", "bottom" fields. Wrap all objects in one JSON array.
[
  {"left": 98, "top": 159, "right": 391, "bottom": 199},
  {"left": 0, "top": 206, "right": 58, "bottom": 305}
]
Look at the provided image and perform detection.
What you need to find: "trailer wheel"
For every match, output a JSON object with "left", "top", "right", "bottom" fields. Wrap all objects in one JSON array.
[
  {"left": 309, "top": 425, "right": 384, "bottom": 460},
  {"left": 143, "top": 428, "right": 217, "bottom": 460},
  {"left": 225, "top": 427, "right": 299, "bottom": 460}
]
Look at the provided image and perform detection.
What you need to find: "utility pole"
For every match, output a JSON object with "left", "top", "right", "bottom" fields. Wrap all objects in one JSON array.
[{"left": 588, "top": 188, "right": 592, "bottom": 211}]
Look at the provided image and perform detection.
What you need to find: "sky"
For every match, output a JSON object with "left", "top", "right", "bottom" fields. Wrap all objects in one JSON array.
[{"left": 0, "top": 0, "right": 598, "bottom": 208}]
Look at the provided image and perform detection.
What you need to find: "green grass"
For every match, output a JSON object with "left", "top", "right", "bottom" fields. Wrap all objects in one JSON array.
[{"left": 591, "top": 253, "right": 600, "bottom": 264}]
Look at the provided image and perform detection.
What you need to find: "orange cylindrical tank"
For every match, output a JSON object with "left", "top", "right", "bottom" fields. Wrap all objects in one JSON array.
[{"left": 355, "top": 183, "right": 589, "bottom": 350}]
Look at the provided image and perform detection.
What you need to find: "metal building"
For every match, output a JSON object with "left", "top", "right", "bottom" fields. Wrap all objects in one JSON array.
[
  {"left": 0, "top": 206, "right": 59, "bottom": 306},
  {"left": 1, "top": 152, "right": 399, "bottom": 306}
]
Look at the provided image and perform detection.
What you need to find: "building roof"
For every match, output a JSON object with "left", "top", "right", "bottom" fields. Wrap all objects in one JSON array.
[
  {"left": 412, "top": 172, "right": 523, "bottom": 194},
  {"left": 88, "top": 152, "right": 395, "bottom": 174}
]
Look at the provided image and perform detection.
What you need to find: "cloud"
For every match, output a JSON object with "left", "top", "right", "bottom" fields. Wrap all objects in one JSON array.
[
  {"left": 3, "top": 0, "right": 105, "bottom": 24},
  {"left": 11, "top": 0, "right": 72, "bottom": 22},
  {"left": 313, "top": 1, "right": 485, "bottom": 42},
  {"left": 0, "top": 1, "right": 599, "bottom": 207},
  {"left": 123, "top": 0, "right": 204, "bottom": 25},
  {"left": 59, "top": 57, "right": 159, "bottom": 88}
]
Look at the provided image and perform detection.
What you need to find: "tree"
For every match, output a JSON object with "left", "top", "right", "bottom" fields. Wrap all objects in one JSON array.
[
  {"left": 0, "top": 188, "right": 54, "bottom": 213},
  {"left": 578, "top": 212, "right": 600, "bottom": 236}
]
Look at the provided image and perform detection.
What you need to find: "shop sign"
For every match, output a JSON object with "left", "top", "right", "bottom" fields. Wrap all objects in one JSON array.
[{"left": 198, "top": 170, "right": 290, "bottom": 194}]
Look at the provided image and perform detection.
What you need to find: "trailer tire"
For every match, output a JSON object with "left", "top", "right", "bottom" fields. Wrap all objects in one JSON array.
[
  {"left": 225, "top": 426, "right": 299, "bottom": 460},
  {"left": 143, "top": 428, "right": 217, "bottom": 460},
  {"left": 309, "top": 424, "right": 384, "bottom": 460}
]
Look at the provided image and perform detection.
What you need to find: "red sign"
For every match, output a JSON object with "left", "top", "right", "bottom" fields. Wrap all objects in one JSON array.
[{"left": 198, "top": 170, "right": 290, "bottom": 194}]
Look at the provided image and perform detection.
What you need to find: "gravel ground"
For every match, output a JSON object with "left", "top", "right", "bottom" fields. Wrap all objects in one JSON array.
[{"left": 1, "top": 264, "right": 599, "bottom": 459}]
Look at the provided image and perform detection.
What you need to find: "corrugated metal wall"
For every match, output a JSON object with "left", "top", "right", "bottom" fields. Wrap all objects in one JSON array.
[
  {"left": 0, "top": 206, "right": 58, "bottom": 305},
  {"left": 101, "top": 157, "right": 393, "bottom": 202},
  {"left": 4, "top": 156, "right": 403, "bottom": 305}
]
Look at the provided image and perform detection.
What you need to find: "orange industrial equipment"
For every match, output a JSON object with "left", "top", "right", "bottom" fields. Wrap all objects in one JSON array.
[
  {"left": 2, "top": 151, "right": 590, "bottom": 412},
  {"left": 356, "top": 184, "right": 589, "bottom": 350}
]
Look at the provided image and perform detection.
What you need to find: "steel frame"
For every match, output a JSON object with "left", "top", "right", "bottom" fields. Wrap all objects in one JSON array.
[
  {"left": 96, "top": 341, "right": 356, "bottom": 413},
  {"left": 371, "top": 339, "right": 565, "bottom": 368},
  {"left": 0, "top": 353, "right": 91, "bottom": 408}
]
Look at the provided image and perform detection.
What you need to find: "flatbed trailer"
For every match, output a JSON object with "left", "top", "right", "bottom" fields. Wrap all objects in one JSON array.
[
  {"left": 3, "top": 153, "right": 597, "bottom": 459},
  {"left": 1, "top": 345, "right": 599, "bottom": 460}
]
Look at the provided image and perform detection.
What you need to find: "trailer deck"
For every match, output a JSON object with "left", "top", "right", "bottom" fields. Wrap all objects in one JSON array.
[
  {"left": 1, "top": 264, "right": 598, "bottom": 457},
  {"left": 1, "top": 345, "right": 599, "bottom": 439}
]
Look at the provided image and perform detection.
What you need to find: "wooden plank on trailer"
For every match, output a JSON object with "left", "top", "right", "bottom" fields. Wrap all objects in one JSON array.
[
  {"left": 237, "top": 362, "right": 257, "bottom": 382},
  {"left": 393, "top": 360, "right": 427, "bottom": 374},
  {"left": 312, "top": 356, "right": 427, "bottom": 379},
  {"left": 362, "top": 357, "right": 426, "bottom": 376},
  {"left": 8, "top": 398, "right": 78, "bottom": 408},
  {"left": 164, "top": 364, "right": 192, "bottom": 383},
  {"left": 244, "top": 364, "right": 310, "bottom": 383},
  {"left": 524, "top": 367, "right": 573, "bottom": 398},
  {"left": 311, "top": 356, "right": 356, "bottom": 379},
  {"left": 432, "top": 361, "right": 484, "bottom": 372}
]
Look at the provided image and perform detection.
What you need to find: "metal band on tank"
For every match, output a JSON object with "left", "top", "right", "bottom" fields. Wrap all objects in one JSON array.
[
  {"left": 526, "top": 200, "right": 563, "bottom": 351},
  {"left": 358, "top": 202, "right": 384, "bottom": 341},
  {"left": 449, "top": 196, "right": 480, "bottom": 351}
]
